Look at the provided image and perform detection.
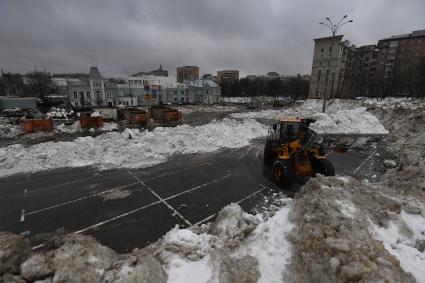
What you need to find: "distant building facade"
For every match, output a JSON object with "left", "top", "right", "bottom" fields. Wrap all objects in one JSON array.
[
  {"left": 176, "top": 66, "right": 199, "bottom": 83},
  {"left": 347, "top": 45, "right": 380, "bottom": 97},
  {"left": 309, "top": 29, "right": 425, "bottom": 98},
  {"left": 163, "top": 79, "right": 221, "bottom": 104},
  {"left": 309, "top": 35, "right": 354, "bottom": 98},
  {"left": 217, "top": 70, "right": 239, "bottom": 83},
  {"left": 377, "top": 30, "right": 425, "bottom": 95},
  {"left": 67, "top": 67, "right": 118, "bottom": 107}
]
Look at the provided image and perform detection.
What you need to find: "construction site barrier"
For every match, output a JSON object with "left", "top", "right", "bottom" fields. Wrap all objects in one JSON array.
[{"left": 22, "top": 118, "right": 54, "bottom": 134}]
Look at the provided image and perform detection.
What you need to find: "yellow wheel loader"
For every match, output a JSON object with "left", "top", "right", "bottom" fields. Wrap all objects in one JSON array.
[{"left": 264, "top": 117, "right": 346, "bottom": 188}]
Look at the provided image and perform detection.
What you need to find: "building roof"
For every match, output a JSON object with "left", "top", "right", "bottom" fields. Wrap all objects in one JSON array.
[
  {"left": 313, "top": 35, "right": 344, "bottom": 42},
  {"left": 52, "top": 73, "right": 89, "bottom": 79},
  {"left": 182, "top": 79, "right": 219, "bottom": 88},
  {"left": 89, "top": 67, "right": 103, "bottom": 79},
  {"left": 379, "top": 29, "right": 425, "bottom": 42},
  {"left": 177, "top": 66, "right": 199, "bottom": 69},
  {"left": 68, "top": 80, "right": 89, "bottom": 87}
]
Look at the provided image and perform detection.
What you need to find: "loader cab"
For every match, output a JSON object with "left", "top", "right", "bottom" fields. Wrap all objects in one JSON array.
[{"left": 274, "top": 117, "right": 302, "bottom": 144}]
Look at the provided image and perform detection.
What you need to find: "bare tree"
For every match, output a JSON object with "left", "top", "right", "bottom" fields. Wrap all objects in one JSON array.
[{"left": 25, "top": 70, "right": 52, "bottom": 103}]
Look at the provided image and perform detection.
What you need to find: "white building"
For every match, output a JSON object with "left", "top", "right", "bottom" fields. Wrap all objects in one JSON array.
[
  {"left": 67, "top": 67, "right": 118, "bottom": 107},
  {"left": 162, "top": 79, "right": 221, "bottom": 104}
]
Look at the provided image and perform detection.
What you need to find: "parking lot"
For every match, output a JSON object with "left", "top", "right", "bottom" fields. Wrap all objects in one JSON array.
[{"left": 0, "top": 138, "right": 391, "bottom": 252}]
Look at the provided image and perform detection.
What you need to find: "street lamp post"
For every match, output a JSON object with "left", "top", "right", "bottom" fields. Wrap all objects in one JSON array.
[{"left": 319, "top": 15, "right": 353, "bottom": 113}]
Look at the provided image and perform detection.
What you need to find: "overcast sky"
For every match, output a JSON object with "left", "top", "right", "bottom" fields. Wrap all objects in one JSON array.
[{"left": 0, "top": 0, "right": 424, "bottom": 78}]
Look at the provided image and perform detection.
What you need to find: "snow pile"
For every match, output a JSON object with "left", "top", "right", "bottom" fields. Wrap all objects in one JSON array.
[
  {"left": 372, "top": 106, "right": 425, "bottom": 166},
  {"left": 0, "top": 118, "right": 267, "bottom": 177},
  {"left": 0, "top": 233, "right": 168, "bottom": 283},
  {"left": 160, "top": 201, "right": 293, "bottom": 283},
  {"left": 47, "top": 107, "right": 74, "bottom": 120},
  {"left": 360, "top": 97, "right": 425, "bottom": 110},
  {"left": 90, "top": 111, "right": 102, "bottom": 117},
  {"left": 286, "top": 175, "right": 416, "bottom": 282},
  {"left": 310, "top": 107, "right": 389, "bottom": 135},
  {"left": 0, "top": 119, "right": 23, "bottom": 138},
  {"left": 223, "top": 96, "right": 275, "bottom": 104},
  {"left": 179, "top": 104, "right": 239, "bottom": 114},
  {"left": 371, "top": 211, "right": 425, "bottom": 283},
  {"left": 230, "top": 99, "right": 362, "bottom": 120}
]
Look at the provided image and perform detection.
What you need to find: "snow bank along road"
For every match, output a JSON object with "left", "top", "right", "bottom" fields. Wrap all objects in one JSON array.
[{"left": 0, "top": 136, "right": 391, "bottom": 252}]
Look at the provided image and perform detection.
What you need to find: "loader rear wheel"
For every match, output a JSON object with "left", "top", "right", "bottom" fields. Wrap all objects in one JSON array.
[
  {"left": 314, "top": 159, "right": 335, "bottom": 176},
  {"left": 272, "top": 160, "right": 295, "bottom": 188}
]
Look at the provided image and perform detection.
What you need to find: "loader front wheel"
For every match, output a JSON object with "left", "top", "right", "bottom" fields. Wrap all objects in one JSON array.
[
  {"left": 315, "top": 159, "right": 335, "bottom": 176},
  {"left": 272, "top": 160, "right": 294, "bottom": 188},
  {"left": 263, "top": 142, "right": 274, "bottom": 166}
]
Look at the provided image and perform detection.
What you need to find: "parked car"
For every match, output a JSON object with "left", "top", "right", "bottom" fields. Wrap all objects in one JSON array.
[{"left": 2, "top": 107, "right": 24, "bottom": 117}]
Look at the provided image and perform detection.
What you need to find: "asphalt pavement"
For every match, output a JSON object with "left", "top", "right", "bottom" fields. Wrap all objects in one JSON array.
[{"left": 0, "top": 135, "right": 392, "bottom": 253}]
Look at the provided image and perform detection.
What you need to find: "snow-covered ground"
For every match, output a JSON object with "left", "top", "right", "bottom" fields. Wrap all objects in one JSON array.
[
  {"left": 371, "top": 211, "right": 425, "bottom": 282},
  {"left": 231, "top": 99, "right": 388, "bottom": 135},
  {"left": 178, "top": 104, "right": 239, "bottom": 114},
  {"left": 0, "top": 118, "right": 267, "bottom": 177},
  {"left": 359, "top": 97, "right": 425, "bottom": 110},
  {"left": 160, "top": 200, "right": 293, "bottom": 283},
  {"left": 0, "top": 119, "right": 118, "bottom": 139},
  {"left": 1, "top": 98, "right": 423, "bottom": 282},
  {"left": 310, "top": 107, "right": 388, "bottom": 135}
]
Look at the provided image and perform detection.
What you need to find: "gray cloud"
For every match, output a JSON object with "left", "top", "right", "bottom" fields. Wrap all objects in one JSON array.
[{"left": 1, "top": 0, "right": 424, "bottom": 77}]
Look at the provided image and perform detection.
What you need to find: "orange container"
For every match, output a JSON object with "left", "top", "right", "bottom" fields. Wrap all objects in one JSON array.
[
  {"left": 22, "top": 118, "right": 54, "bottom": 134},
  {"left": 131, "top": 112, "right": 150, "bottom": 125},
  {"left": 79, "top": 113, "right": 104, "bottom": 129}
]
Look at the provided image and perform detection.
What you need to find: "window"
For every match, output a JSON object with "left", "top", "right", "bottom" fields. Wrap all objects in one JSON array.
[
  {"left": 321, "top": 48, "right": 324, "bottom": 52},
  {"left": 79, "top": 91, "right": 84, "bottom": 98},
  {"left": 96, "top": 90, "right": 100, "bottom": 99},
  {"left": 87, "top": 92, "right": 91, "bottom": 99},
  {"left": 329, "top": 46, "right": 332, "bottom": 52},
  {"left": 73, "top": 91, "right": 78, "bottom": 99}
]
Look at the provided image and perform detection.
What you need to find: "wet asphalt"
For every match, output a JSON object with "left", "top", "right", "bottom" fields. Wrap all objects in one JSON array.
[{"left": 0, "top": 106, "right": 393, "bottom": 253}]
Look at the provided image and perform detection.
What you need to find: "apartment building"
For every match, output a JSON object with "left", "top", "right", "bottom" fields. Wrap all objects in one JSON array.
[
  {"left": 309, "top": 35, "right": 354, "bottom": 98},
  {"left": 176, "top": 66, "right": 199, "bottom": 83},
  {"left": 216, "top": 70, "right": 239, "bottom": 83}
]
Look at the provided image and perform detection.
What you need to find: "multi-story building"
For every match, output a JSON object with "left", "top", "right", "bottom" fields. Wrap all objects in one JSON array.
[
  {"left": 216, "top": 70, "right": 239, "bottom": 83},
  {"left": 67, "top": 67, "right": 118, "bottom": 107},
  {"left": 115, "top": 75, "right": 177, "bottom": 105},
  {"left": 176, "top": 66, "right": 199, "bottom": 83},
  {"left": 163, "top": 79, "right": 221, "bottom": 104},
  {"left": 309, "top": 35, "right": 354, "bottom": 99},
  {"left": 347, "top": 45, "right": 380, "bottom": 97},
  {"left": 377, "top": 29, "right": 425, "bottom": 95}
]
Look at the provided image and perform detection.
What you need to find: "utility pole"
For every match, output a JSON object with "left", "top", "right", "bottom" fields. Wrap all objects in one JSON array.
[{"left": 319, "top": 15, "right": 353, "bottom": 113}]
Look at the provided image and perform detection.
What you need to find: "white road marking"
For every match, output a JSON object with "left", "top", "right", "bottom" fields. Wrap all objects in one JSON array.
[
  {"left": 191, "top": 214, "right": 216, "bottom": 227},
  {"left": 20, "top": 209, "right": 25, "bottom": 222},
  {"left": 74, "top": 200, "right": 162, "bottom": 234},
  {"left": 24, "top": 163, "right": 214, "bottom": 216},
  {"left": 127, "top": 170, "right": 192, "bottom": 226},
  {"left": 32, "top": 181, "right": 272, "bottom": 250},
  {"left": 190, "top": 183, "right": 271, "bottom": 228},
  {"left": 353, "top": 150, "right": 377, "bottom": 174},
  {"left": 255, "top": 149, "right": 262, "bottom": 160},
  {"left": 236, "top": 184, "right": 270, "bottom": 205},
  {"left": 163, "top": 174, "right": 232, "bottom": 201},
  {"left": 26, "top": 182, "right": 139, "bottom": 216},
  {"left": 143, "top": 161, "right": 212, "bottom": 182},
  {"left": 65, "top": 173, "right": 232, "bottom": 235}
]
